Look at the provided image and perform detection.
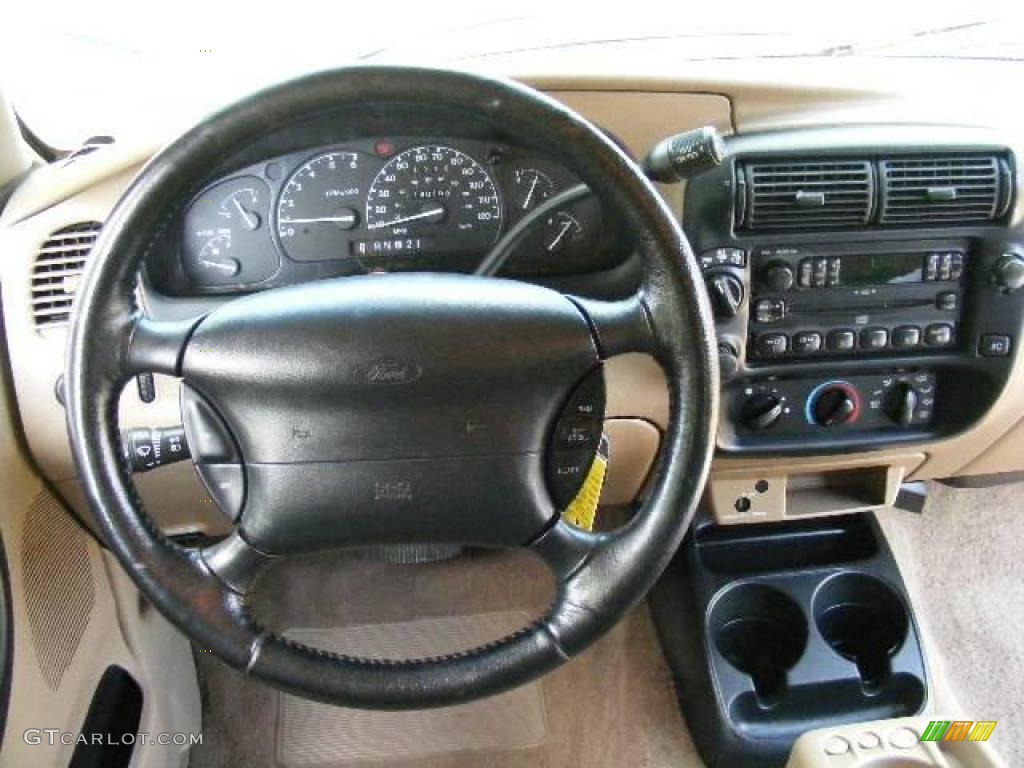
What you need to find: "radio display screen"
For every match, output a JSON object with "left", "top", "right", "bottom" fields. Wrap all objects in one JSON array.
[{"left": 842, "top": 253, "right": 923, "bottom": 285}]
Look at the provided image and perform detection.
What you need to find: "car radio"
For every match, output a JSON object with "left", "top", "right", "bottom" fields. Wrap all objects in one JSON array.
[{"left": 747, "top": 244, "right": 967, "bottom": 360}]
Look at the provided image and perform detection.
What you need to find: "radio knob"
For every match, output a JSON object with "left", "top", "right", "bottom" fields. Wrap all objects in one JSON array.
[
  {"left": 810, "top": 384, "right": 859, "bottom": 427},
  {"left": 994, "top": 253, "right": 1024, "bottom": 294},
  {"left": 884, "top": 382, "right": 919, "bottom": 426},
  {"left": 741, "top": 393, "right": 784, "bottom": 431},
  {"left": 705, "top": 273, "right": 745, "bottom": 318},
  {"left": 762, "top": 261, "right": 795, "bottom": 292}
]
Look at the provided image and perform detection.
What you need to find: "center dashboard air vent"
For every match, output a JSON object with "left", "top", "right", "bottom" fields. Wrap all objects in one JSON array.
[
  {"left": 736, "top": 160, "right": 874, "bottom": 231},
  {"left": 879, "top": 155, "right": 1012, "bottom": 225},
  {"left": 735, "top": 152, "right": 1014, "bottom": 233},
  {"left": 31, "top": 222, "right": 102, "bottom": 328}
]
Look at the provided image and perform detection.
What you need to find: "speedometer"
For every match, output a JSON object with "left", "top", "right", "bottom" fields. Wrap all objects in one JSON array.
[{"left": 365, "top": 145, "right": 502, "bottom": 253}]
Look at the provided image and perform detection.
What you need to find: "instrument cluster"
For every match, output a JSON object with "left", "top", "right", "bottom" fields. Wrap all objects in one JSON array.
[{"left": 166, "top": 137, "right": 628, "bottom": 295}]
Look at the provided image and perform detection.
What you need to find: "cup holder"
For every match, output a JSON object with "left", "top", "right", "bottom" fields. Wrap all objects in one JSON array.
[
  {"left": 813, "top": 572, "right": 909, "bottom": 693},
  {"left": 709, "top": 584, "right": 808, "bottom": 707}
]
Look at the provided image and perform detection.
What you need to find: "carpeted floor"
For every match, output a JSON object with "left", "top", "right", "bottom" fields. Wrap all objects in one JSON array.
[
  {"left": 190, "top": 547, "right": 703, "bottom": 768},
  {"left": 190, "top": 480, "right": 1024, "bottom": 768},
  {"left": 878, "top": 480, "right": 1024, "bottom": 768}
]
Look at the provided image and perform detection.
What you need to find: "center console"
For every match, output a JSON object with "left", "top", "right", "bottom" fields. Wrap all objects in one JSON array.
[
  {"left": 650, "top": 126, "right": 1023, "bottom": 768},
  {"left": 683, "top": 127, "right": 1024, "bottom": 458}
]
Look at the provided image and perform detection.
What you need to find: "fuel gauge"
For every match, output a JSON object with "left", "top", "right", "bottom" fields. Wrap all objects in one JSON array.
[
  {"left": 196, "top": 235, "right": 240, "bottom": 277},
  {"left": 182, "top": 176, "right": 278, "bottom": 288}
]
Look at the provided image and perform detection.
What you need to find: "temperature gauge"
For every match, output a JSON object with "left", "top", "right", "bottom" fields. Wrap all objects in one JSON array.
[
  {"left": 512, "top": 168, "right": 555, "bottom": 212},
  {"left": 182, "top": 176, "right": 277, "bottom": 288}
]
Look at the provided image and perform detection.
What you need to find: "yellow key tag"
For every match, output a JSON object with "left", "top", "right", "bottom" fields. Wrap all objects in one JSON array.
[{"left": 564, "top": 434, "right": 609, "bottom": 532}]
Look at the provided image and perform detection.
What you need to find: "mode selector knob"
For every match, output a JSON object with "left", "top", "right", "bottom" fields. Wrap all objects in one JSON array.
[
  {"left": 741, "top": 393, "right": 784, "bottom": 431},
  {"left": 762, "top": 261, "right": 795, "bottom": 292},
  {"left": 705, "top": 273, "right": 745, "bottom": 319},
  {"left": 884, "top": 382, "right": 919, "bottom": 426},
  {"left": 810, "top": 383, "right": 860, "bottom": 427}
]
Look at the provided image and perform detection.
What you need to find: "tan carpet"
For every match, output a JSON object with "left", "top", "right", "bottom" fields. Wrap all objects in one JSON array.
[
  {"left": 878, "top": 480, "right": 1024, "bottom": 767},
  {"left": 190, "top": 548, "right": 703, "bottom": 768},
  {"left": 190, "top": 480, "right": 1024, "bottom": 767}
]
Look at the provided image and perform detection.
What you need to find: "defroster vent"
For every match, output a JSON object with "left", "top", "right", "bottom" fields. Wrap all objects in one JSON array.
[{"left": 31, "top": 221, "right": 101, "bottom": 327}]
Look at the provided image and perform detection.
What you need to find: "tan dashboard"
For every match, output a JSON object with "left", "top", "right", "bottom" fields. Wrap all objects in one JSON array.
[{"left": 2, "top": 74, "right": 1023, "bottom": 537}]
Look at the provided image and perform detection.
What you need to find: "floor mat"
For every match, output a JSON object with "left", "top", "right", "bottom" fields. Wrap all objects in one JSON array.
[
  {"left": 276, "top": 614, "right": 548, "bottom": 767},
  {"left": 878, "top": 480, "right": 1024, "bottom": 768},
  {"left": 190, "top": 548, "right": 703, "bottom": 768}
]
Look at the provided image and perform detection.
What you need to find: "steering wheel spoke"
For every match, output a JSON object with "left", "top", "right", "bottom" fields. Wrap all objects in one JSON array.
[
  {"left": 200, "top": 532, "right": 276, "bottom": 595},
  {"left": 528, "top": 519, "right": 602, "bottom": 582},
  {"left": 571, "top": 293, "right": 655, "bottom": 359},
  {"left": 126, "top": 315, "right": 202, "bottom": 376}
]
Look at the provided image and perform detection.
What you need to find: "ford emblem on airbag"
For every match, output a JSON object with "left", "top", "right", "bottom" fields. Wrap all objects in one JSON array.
[{"left": 356, "top": 358, "right": 423, "bottom": 385}]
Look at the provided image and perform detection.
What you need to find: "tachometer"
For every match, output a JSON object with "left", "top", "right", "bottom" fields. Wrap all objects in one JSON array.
[
  {"left": 364, "top": 145, "right": 501, "bottom": 254},
  {"left": 276, "top": 151, "right": 369, "bottom": 262}
]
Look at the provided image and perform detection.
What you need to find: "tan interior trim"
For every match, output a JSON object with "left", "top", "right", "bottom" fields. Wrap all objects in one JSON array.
[
  {"left": 708, "top": 453, "right": 926, "bottom": 525},
  {"left": 0, "top": 89, "right": 32, "bottom": 187},
  {"left": 0, "top": 321, "right": 200, "bottom": 767}
]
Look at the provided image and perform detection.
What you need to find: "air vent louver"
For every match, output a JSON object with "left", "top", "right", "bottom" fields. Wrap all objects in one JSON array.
[
  {"left": 31, "top": 222, "right": 101, "bottom": 327},
  {"left": 739, "top": 160, "right": 874, "bottom": 231},
  {"left": 879, "top": 155, "right": 1010, "bottom": 226}
]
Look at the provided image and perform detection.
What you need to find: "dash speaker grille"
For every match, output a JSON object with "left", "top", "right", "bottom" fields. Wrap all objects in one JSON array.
[{"left": 21, "top": 491, "right": 95, "bottom": 690}]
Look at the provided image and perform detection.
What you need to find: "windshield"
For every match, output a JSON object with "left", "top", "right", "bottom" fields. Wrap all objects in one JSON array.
[{"left": 4, "top": 2, "right": 1023, "bottom": 149}]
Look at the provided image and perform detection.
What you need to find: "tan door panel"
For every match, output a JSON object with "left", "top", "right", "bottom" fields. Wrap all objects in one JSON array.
[{"left": 0, "top": 331, "right": 201, "bottom": 767}]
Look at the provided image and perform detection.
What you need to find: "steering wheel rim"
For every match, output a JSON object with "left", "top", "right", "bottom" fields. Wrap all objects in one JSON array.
[{"left": 65, "top": 66, "right": 718, "bottom": 709}]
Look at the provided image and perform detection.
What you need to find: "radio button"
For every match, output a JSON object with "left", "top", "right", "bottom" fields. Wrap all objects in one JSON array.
[
  {"left": 792, "top": 331, "right": 823, "bottom": 355},
  {"left": 936, "top": 291, "right": 959, "bottom": 311},
  {"left": 979, "top": 334, "right": 1011, "bottom": 357},
  {"left": 892, "top": 325, "right": 922, "bottom": 348},
  {"left": 859, "top": 327, "right": 889, "bottom": 350},
  {"left": 925, "top": 323, "right": 954, "bottom": 347},
  {"left": 827, "top": 329, "right": 857, "bottom": 352},
  {"left": 950, "top": 252, "right": 964, "bottom": 280},
  {"left": 925, "top": 253, "right": 941, "bottom": 281},
  {"left": 828, "top": 257, "right": 842, "bottom": 286},
  {"left": 813, "top": 258, "right": 828, "bottom": 287},
  {"left": 754, "top": 298, "right": 787, "bottom": 323},
  {"left": 798, "top": 259, "right": 813, "bottom": 288},
  {"left": 939, "top": 253, "right": 954, "bottom": 281},
  {"left": 757, "top": 333, "right": 789, "bottom": 358}
]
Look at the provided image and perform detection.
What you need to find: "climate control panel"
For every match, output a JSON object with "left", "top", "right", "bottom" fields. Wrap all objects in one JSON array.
[{"left": 732, "top": 371, "right": 937, "bottom": 439}]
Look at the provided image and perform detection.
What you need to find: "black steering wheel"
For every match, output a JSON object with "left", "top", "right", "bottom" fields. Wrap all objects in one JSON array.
[{"left": 65, "top": 67, "right": 718, "bottom": 709}]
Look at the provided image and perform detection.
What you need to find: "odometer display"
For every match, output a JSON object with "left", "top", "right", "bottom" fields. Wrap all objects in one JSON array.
[{"left": 366, "top": 145, "right": 502, "bottom": 252}]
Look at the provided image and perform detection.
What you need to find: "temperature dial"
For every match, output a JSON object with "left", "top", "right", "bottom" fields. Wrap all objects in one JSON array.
[{"left": 807, "top": 382, "right": 861, "bottom": 427}]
